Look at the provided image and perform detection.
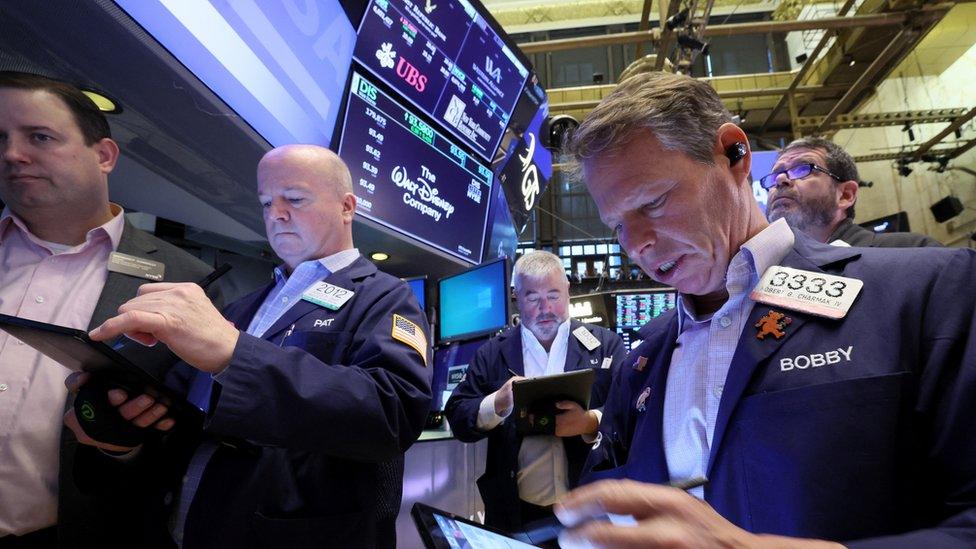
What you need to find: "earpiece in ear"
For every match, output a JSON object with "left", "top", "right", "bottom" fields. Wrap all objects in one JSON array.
[{"left": 725, "top": 142, "right": 747, "bottom": 166}]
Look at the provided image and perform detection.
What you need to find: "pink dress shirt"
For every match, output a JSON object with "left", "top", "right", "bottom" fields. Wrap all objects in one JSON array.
[{"left": 0, "top": 206, "right": 124, "bottom": 537}]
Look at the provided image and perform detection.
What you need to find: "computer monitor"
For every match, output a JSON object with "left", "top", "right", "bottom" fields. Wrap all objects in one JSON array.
[
  {"left": 613, "top": 289, "right": 678, "bottom": 350},
  {"left": 430, "top": 337, "right": 490, "bottom": 416},
  {"left": 437, "top": 257, "right": 510, "bottom": 343},
  {"left": 402, "top": 276, "right": 427, "bottom": 312}
]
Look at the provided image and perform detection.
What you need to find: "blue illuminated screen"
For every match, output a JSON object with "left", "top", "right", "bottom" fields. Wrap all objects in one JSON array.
[
  {"left": 115, "top": 0, "right": 355, "bottom": 146},
  {"left": 750, "top": 150, "right": 779, "bottom": 215},
  {"left": 405, "top": 277, "right": 426, "bottom": 310},
  {"left": 438, "top": 258, "right": 508, "bottom": 342}
]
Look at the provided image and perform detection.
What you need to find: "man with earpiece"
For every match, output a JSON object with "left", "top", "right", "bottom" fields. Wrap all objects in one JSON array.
[{"left": 553, "top": 71, "right": 976, "bottom": 548}]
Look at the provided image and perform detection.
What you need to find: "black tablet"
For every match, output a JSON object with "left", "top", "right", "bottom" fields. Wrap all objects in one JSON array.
[
  {"left": 411, "top": 503, "right": 541, "bottom": 548},
  {"left": 512, "top": 369, "right": 595, "bottom": 435},
  {"left": 0, "top": 313, "right": 203, "bottom": 418}
]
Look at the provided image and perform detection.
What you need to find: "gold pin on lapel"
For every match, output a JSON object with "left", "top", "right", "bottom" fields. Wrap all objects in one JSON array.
[{"left": 755, "top": 310, "right": 792, "bottom": 340}]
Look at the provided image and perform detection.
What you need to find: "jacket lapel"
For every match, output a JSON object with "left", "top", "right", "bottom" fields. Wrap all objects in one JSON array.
[
  {"left": 500, "top": 329, "right": 524, "bottom": 376},
  {"left": 564, "top": 321, "right": 588, "bottom": 373},
  {"left": 89, "top": 221, "right": 160, "bottom": 330},
  {"left": 706, "top": 233, "right": 862, "bottom": 474},
  {"left": 631, "top": 309, "right": 681, "bottom": 483}
]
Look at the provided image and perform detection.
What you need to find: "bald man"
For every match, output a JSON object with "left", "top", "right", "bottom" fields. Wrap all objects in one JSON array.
[{"left": 68, "top": 145, "right": 432, "bottom": 548}]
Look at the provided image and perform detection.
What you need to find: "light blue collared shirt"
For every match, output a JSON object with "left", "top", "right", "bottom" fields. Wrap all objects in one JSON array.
[
  {"left": 662, "top": 219, "right": 794, "bottom": 499},
  {"left": 245, "top": 248, "right": 361, "bottom": 338}
]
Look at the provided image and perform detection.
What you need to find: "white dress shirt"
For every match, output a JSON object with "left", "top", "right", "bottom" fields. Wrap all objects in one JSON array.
[
  {"left": 477, "top": 320, "right": 572, "bottom": 506},
  {"left": 663, "top": 219, "right": 794, "bottom": 499},
  {"left": 0, "top": 206, "right": 125, "bottom": 537}
]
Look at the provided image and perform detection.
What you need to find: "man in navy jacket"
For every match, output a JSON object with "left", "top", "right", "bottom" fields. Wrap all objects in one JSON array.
[
  {"left": 446, "top": 251, "right": 625, "bottom": 532},
  {"left": 553, "top": 71, "right": 976, "bottom": 548},
  {"left": 68, "top": 145, "right": 431, "bottom": 548}
]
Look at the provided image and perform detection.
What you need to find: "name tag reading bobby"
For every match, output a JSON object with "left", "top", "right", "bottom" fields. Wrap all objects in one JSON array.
[
  {"left": 573, "top": 326, "right": 601, "bottom": 351},
  {"left": 750, "top": 266, "right": 862, "bottom": 319},
  {"left": 107, "top": 252, "right": 165, "bottom": 281},
  {"left": 302, "top": 281, "right": 355, "bottom": 311}
]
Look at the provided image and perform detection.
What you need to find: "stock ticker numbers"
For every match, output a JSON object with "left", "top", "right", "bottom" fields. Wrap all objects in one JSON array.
[
  {"left": 339, "top": 72, "right": 493, "bottom": 264},
  {"left": 354, "top": 0, "right": 528, "bottom": 160}
]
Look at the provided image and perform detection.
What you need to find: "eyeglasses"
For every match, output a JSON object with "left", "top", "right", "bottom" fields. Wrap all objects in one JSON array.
[{"left": 759, "top": 163, "right": 843, "bottom": 190}]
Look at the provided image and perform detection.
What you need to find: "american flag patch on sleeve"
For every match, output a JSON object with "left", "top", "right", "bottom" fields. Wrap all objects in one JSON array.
[{"left": 392, "top": 314, "right": 428, "bottom": 366}]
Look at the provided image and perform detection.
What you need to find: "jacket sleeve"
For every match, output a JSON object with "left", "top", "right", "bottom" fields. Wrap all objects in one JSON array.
[
  {"left": 847, "top": 250, "right": 976, "bottom": 548},
  {"left": 202, "top": 283, "right": 432, "bottom": 462},
  {"left": 444, "top": 343, "right": 500, "bottom": 443}
]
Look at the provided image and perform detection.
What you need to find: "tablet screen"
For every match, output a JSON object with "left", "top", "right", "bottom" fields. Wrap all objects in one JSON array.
[{"left": 413, "top": 503, "right": 539, "bottom": 548}]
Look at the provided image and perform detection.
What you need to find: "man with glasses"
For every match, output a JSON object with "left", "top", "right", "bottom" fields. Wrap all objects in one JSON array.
[{"left": 762, "top": 137, "right": 940, "bottom": 247}]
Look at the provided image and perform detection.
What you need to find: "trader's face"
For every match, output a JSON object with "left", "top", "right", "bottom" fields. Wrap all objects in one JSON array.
[
  {"left": 582, "top": 130, "right": 739, "bottom": 298},
  {"left": 516, "top": 270, "right": 570, "bottom": 345},
  {"left": 765, "top": 147, "right": 839, "bottom": 233},
  {"left": 257, "top": 154, "right": 355, "bottom": 271},
  {"left": 0, "top": 88, "right": 115, "bottom": 218}
]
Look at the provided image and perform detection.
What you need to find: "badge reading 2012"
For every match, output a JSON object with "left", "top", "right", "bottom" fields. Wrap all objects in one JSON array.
[
  {"left": 302, "top": 281, "right": 355, "bottom": 311},
  {"left": 750, "top": 266, "right": 862, "bottom": 320}
]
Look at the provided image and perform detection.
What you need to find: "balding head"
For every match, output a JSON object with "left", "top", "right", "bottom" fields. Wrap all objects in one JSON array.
[{"left": 257, "top": 144, "right": 357, "bottom": 270}]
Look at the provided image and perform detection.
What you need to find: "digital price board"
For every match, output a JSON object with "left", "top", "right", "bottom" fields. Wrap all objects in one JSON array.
[
  {"left": 339, "top": 72, "right": 493, "bottom": 264},
  {"left": 614, "top": 290, "right": 677, "bottom": 349},
  {"left": 354, "top": 0, "right": 529, "bottom": 160}
]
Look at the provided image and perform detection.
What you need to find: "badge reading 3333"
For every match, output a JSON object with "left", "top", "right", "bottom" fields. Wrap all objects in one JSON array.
[{"left": 750, "top": 266, "right": 863, "bottom": 319}]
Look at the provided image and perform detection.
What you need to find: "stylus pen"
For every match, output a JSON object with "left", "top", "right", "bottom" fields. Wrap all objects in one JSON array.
[
  {"left": 508, "top": 368, "right": 519, "bottom": 377},
  {"left": 196, "top": 263, "right": 232, "bottom": 290},
  {"left": 667, "top": 477, "right": 708, "bottom": 491}
]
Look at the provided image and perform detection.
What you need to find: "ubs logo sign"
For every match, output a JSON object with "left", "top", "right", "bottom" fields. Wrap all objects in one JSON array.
[
  {"left": 485, "top": 57, "right": 502, "bottom": 84},
  {"left": 397, "top": 57, "right": 428, "bottom": 92},
  {"left": 519, "top": 133, "right": 540, "bottom": 211}
]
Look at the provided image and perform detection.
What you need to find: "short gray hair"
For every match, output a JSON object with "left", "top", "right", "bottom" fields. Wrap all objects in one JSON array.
[
  {"left": 779, "top": 137, "right": 859, "bottom": 219},
  {"left": 565, "top": 72, "right": 733, "bottom": 179},
  {"left": 512, "top": 251, "right": 567, "bottom": 293}
]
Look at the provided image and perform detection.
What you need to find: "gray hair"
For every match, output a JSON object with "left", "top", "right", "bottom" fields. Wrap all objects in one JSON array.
[
  {"left": 779, "top": 136, "right": 859, "bottom": 219},
  {"left": 564, "top": 71, "right": 733, "bottom": 179},
  {"left": 512, "top": 251, "right": 567, "bottom": 293}
]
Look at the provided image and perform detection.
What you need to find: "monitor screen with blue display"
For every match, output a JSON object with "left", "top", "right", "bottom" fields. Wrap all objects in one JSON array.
[
  {"left": 115, "top": 0, "right": 355, "bottom": 147},
  {"left": 353, "top": 0, "right": 529, "bottom": 161},
  {"left": 404, "top": 276, "right": 427, "bottom": 311},
  {"left": 339, "top": 72, "right": 493, "bottom": 264},
  {"left": 438, "top": 257, "right": 509, "bottom": 343}
]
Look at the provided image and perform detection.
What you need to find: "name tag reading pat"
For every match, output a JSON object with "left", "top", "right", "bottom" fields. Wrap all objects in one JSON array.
[
  {"left": 750, "top": 266, "right": 862, "bottom": 320},
  {"left": 302, "top": 281, "right": 355, "bottom": 311},
  {"left": 108, "top": 252, "right": 165, "bottom": 281}
]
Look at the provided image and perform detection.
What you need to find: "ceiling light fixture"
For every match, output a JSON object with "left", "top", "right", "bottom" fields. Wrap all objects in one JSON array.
[{"left": 80, "top": 89, "right": 122, "bottom": 114}]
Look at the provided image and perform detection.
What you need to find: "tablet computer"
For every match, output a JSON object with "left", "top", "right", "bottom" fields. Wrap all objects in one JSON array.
[
  {"left": 0, "top": 313, "right": 203, "bottom": 418},
  {"left": 411, "top": 502, "right": 542, "bottom": 548},
  {"left": 512, "top": 369, "right": 595, "bottom": 435}
]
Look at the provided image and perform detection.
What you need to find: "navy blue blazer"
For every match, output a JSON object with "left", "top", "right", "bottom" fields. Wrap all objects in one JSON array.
[
  {"left": 79, "top": 256, "right": 431, "bottom": 549},
  {"left": 446, "top": 321, "right": 625, "bottom": 531},
  {"left": 584, "top": 230, "right": 976, "bottom": 547}
]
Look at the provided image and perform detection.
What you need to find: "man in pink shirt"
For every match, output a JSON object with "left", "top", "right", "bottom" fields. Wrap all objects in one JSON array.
[{"left": 0, "top": 72, "right": 221, "bottom": 548}]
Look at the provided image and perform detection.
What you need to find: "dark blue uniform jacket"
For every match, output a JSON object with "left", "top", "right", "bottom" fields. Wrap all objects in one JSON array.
[
  {"left": 80, "top": 256, "right": 431, "bottom": 549},
  {"left": 446, "top": 321, "right": 624, "bottom": 531},
  {"left": 585, "top": 230, "right": 976, "bottom": 548}
]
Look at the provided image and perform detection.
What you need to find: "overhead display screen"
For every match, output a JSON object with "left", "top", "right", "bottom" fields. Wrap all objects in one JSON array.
[
  {"left": 339, "top": 72, "right": 493, "bottom": 263},
  {"left": 115, "top": 0, "right": 355, "bottom": 147},
  {"left": 353, "top": 0, "right": 529, "bottom": 160},
  {"left": 615, "top": 290, "right": 677, "bottom": 350}
]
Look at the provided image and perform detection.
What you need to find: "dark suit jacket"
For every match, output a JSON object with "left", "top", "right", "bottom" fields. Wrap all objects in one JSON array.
[
  {"left": 76, "top": 256, "right": 431, "bottom": 549},
  {"left": 829, "top": 218, "right": 942, "bottom": 247},
  {"left": 445, "top": 321, "right": 625, "bottom": 531},
  {"left": 584, "top": 229, "right": 976, "bottom": 547},
  {"left": 58, "top": 220, "right": 221, "bottom": 548}
]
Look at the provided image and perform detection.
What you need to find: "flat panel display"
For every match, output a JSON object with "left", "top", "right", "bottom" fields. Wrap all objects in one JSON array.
[
  {"left": 438, "top": 257, "right": 509, "bottom": 343},
  {"left": 430, "top": 337, "right": 488, "bottom": 413},
  {"left": 340, "top": 72, "right": 493, "bottom": 263},
  {"left": 353, "top": 0, "right": 529, "bottom": 160},
  {"left": 115, "top": 0, "right": 355, "bottom": 147},
  {"left": 402, "top": 276, "right": 427, "bottom": 311},
  {"left": 614, "top": 290, "right": 677, "bottom": 350},
  {"left": 750, "top": 150, "right": 779, "bottom": 215}
]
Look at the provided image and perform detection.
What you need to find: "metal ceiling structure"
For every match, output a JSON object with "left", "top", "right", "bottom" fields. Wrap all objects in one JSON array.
[{"left": 517, "top": 0, "right": 974, "bottom": 164}]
